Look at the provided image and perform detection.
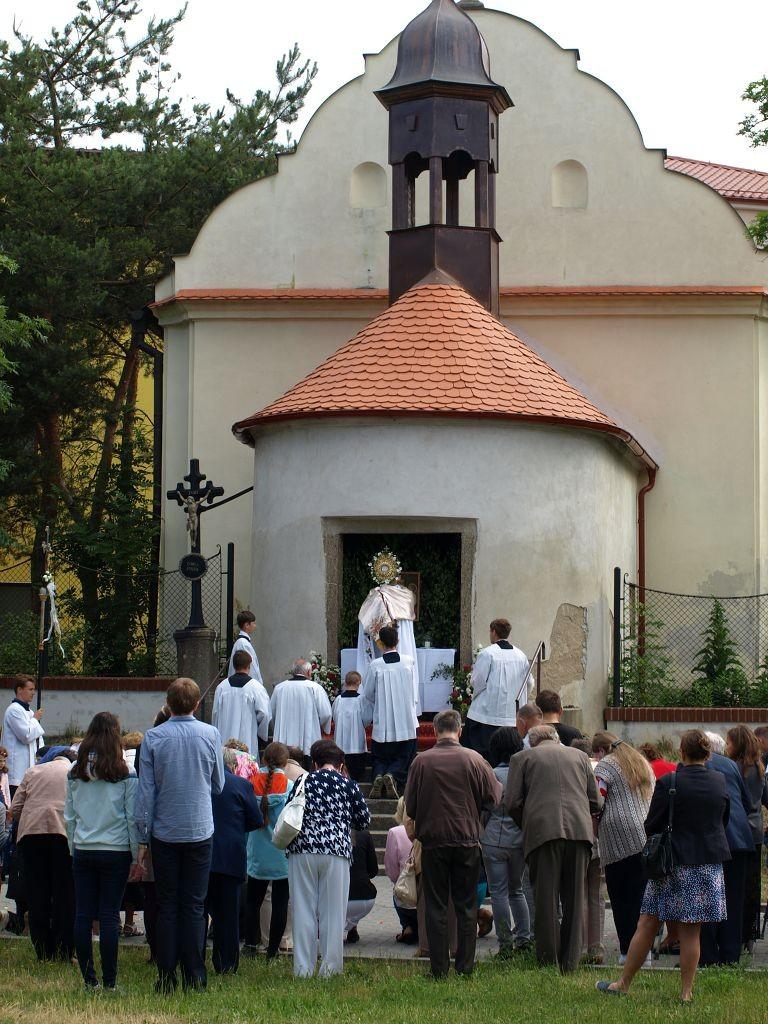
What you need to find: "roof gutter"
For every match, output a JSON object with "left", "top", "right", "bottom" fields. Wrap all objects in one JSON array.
[{"left": 232, "top": 409, "right": 659, "bottom": 471}]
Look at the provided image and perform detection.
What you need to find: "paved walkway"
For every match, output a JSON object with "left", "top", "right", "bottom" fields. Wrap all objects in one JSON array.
[{"left": 5, "top": 876, "right": 768, "bottom": 967}]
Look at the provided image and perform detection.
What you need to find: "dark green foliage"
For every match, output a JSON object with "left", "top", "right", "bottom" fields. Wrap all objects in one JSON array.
[
  {"left": 619, "top": 604, "right": 672, "bottom": 706},
  {"left": 692, "top": 599, "right": 750, "bottom": 706},
  {"left": 0, "top": 256, "right": 49, "bottom": 502},
  {"left": 339, "top": 534, "right": 461, "bottom": 652}
]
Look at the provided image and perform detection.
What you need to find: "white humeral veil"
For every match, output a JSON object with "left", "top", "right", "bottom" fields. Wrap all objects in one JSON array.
[{"left": 356, "top": 585, "right": 421, "bottom": 715}]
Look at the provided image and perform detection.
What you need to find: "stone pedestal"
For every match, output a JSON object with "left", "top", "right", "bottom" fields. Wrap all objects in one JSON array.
[
  {"left": 174, "top": 626, "right": 220, "bottom": 720},
  {"left": 562, "top": 706, "right": 584, "bottom": 734}
]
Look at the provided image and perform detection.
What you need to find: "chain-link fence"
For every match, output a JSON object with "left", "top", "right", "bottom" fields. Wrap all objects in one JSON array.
[
  {"left": 156, "top": 553, "right": 223, "bottom": 675},
  {"left": 621, "top": 580, "right": 768, "bottom": 707},
  {"left": 0, "top": 550, "right": 224, "bottom": 678}
]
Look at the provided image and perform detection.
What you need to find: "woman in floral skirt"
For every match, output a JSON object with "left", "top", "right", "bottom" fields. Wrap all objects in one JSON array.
[{"left": 596, "top": 729, "right": 730, "bottom": 1003}]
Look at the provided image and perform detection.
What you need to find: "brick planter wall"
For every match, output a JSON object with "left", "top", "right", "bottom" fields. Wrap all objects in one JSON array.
[{"left": 603, "top": 706, "right": 768, "bottom": 745}]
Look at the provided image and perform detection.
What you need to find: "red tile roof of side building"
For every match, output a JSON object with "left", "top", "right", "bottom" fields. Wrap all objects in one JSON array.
[
  {"left": 664, "top": 156, "right": 768, "bottom": 202},
  {"left": 232, "top": 278, "right": 655, "bottom": 467}
]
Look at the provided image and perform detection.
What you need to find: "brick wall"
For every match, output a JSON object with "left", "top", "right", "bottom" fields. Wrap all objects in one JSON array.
[
  {"left": 603, "top": 706, "right": 768, "bottom": 745},
  {"left": 0, "top": 676, "right": 172, "bottom": 736}
]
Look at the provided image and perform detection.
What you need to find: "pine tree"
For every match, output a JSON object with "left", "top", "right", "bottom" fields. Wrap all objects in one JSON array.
[
  {"left": 692, "top": 600, "right": 749, "bottom": 706},
  {"left": 620, "top": 604, "right": 672, "bottom": 706},
  {"left": 0, "top": 1, "right": 316, "bottom": 673}
]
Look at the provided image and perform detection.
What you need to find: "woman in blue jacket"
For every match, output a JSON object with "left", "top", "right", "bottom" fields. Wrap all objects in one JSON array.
[
  {"left": 64, "top": 712, "right": 138, "bottom": 991},
  {"left": 244, "top": 742, "right": 294, "bottom": 958}
]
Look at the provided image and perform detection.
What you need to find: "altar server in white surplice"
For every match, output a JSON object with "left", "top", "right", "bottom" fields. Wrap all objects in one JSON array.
[
  {"left": 270, "top": 659, "right": 333, "bottom": 756},
  {"left": 361, "top": 625, "right": 418, "bottom": 799},
  {"left": 212, "top": 649, "right": 271, "bottom": 756},
  {"left": 227, "top": 609, "right": 263, "bottom": 683},
  {"left": 2, "top": 676, "right": 45, "bottom": 790},
  {"left": 462, "top": 617, "right": 531, "bottom": 762},
  {"left": 331, "top": 671, "right": 372, "bottom": 781}
]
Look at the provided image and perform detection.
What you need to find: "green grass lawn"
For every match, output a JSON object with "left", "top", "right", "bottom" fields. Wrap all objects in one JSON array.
[{"left": 0, "top": 940, "right": 766, "bottom": 1024}]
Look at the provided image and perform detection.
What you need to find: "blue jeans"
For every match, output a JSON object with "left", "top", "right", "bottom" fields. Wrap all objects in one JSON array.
[
  {"left": 481, "top": 843, "right": 531, "bottom": 947},
  {"left": 394, "top": 898, "right": 418, "bottom": 937},
  {"left": 73, "top": 849, "right": 131, "bottom": 987}
]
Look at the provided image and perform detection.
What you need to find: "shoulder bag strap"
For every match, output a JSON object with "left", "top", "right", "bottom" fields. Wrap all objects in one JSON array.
[{"left": 666, "top": 767, "right": 678, "bottom": 833}]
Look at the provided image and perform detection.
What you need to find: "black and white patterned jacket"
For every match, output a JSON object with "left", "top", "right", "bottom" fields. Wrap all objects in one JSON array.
[{"left": 286, "top": 768, "right": 370, "bottom": 861}]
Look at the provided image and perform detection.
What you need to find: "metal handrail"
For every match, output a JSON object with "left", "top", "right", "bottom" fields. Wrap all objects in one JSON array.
[{"left": 518, "top": 640, "right": 546, "bottom": 706}]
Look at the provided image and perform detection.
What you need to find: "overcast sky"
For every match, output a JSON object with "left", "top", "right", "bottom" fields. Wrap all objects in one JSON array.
[{"left": 3, "top": 0, "right": 768, "bottom": 170}]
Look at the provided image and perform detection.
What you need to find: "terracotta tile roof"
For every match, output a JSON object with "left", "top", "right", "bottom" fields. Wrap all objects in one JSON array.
[
  {"left": 151, "top": 287, "right": 387, "bottom": 308},
  {"left": 154, "top": 284, "right": 767, "bottom": 307},
  {"left": 665, "top": 156, "right": 768, "bottom": 203},
  {"left": 501, "top": 285, "right": 767, "bottom": 297},
  {"left": 232, "top": 279, "right": 654, "bottom": 465}
]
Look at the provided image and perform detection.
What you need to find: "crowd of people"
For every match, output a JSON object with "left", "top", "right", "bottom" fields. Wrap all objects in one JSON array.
[{"left": 1, "top": 612, "right": 767, "bottom": 1004}]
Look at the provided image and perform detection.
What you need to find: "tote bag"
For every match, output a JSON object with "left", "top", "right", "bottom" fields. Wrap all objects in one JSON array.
[
  {"left": 393, "top": 853, "right": 418, "bottom": 909},
  {"left": 272, "top": 773, "right": 307, "bottom": 850}
]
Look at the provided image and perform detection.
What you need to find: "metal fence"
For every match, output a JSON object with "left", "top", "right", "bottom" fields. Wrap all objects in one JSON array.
[
  {"left": 0, "top": 550, "right": 224, "bottom": 678},
  {"left": 619, "top": 576, "right": 768, "bottom": 707}
]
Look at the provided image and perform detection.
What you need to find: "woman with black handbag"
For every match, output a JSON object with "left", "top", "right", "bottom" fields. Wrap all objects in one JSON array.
[{"left": 596, "top": 729, "right": 730, "bottom": 1004}]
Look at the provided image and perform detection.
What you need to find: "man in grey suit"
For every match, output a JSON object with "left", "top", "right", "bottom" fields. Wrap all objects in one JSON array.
[{"left": 505, "top": 724, "right": 601, "bottom": 973}]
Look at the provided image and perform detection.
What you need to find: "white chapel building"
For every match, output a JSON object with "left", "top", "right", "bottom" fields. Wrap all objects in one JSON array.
[{"left": 153, "top": 0, "right": 768, "bottom": 729}]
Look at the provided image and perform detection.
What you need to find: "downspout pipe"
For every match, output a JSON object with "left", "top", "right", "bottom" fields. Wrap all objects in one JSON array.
[{"left": 637, "top": 466, "right": 657, "bottom": 658}]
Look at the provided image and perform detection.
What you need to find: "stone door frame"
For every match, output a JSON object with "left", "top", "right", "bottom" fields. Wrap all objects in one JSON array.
[{"left": 322, "top": 516, "right": 477, "bottom": 667}]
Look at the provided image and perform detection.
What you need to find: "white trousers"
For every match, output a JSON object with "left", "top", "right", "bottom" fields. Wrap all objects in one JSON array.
[
  {"left": 345, "top": 898, "right": 375, "bottom": 935},
  {"left": 287, "top": 853, "right": 350, "bottom": 978}
]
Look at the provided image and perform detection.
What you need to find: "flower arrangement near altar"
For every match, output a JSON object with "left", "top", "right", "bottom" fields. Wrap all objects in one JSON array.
[
  {"left": 308, "top": 650, "right": 342, "bottom": 701},
  {"left": 431, "top": 645, "right": 485, "bottom": 719}
]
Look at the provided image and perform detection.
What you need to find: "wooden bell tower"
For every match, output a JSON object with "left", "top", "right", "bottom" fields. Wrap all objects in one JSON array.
[{"left": 376, "top": 0, "right": 513, "bottom": 315}]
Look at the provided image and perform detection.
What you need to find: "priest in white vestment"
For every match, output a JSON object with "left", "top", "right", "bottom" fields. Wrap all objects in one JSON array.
[
  {"left": 227, "top": 610, "right": 263, "bottom": 683},
  {"left": 331, "top": 670, "right": 373, "bottom": 781},
  {"left": 356, "top": 548, "right": 420, "bottom": 713},
  {"left": 463, "top": 617, "right": 531, "bottom": 761},
  {"left": 270, "top": 658, "right": 333, "bottom": 756},
  {"left": 212, "top": 648, "right": 271, "bottom": 756},
  {"left": 360, "top": 624, "right": 419, "bottom": 799}
]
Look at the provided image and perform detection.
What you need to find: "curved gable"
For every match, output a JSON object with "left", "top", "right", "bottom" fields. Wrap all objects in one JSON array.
[{"left": 168, "top": 8, "right": 765, "bottom": 294}]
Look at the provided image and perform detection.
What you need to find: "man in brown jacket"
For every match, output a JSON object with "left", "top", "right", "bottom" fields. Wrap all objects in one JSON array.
[
  {"left": 404, "top": 709, "right": 501, "bottom": 977},
  {"left": 505, "top": 724, "right": 601, "bottom": 973}
]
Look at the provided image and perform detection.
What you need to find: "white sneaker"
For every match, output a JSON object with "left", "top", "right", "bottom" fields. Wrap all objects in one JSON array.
[{"left": 618, "top": 952, "right": 653, "bottom": 967}]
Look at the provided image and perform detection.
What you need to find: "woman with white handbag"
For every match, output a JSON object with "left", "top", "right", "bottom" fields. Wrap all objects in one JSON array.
[{"left": 275, "top": 739, "right": 370, "bottom": 977}]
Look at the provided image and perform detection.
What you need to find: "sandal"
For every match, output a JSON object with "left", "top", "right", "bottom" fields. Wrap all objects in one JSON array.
[{"left": 595, "top": 981, "right": 626, "bottom": 996}]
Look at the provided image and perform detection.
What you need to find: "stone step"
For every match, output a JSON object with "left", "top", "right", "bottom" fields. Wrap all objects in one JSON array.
[
  {"left": 365, "top": 798, "right": 399, "bottom": 814},
  {"left": 370, "top": 829, "right": 389, "bottom": 848},
  {"left": 369, "top": 813, "right": 397, "bottom": 831}
]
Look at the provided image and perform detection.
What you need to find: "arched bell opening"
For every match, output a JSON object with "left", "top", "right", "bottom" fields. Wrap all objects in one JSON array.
[
  {"left": 443, "top": 150, "right": 475, "bottom": 226},
  {"left": 393, "top": 151, "right": 429, "bottom": 229}
]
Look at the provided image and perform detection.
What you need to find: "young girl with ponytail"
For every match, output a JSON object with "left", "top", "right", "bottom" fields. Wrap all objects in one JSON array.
[{"left": 243, "top": 741, "right": 293, "bottom": 958}]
